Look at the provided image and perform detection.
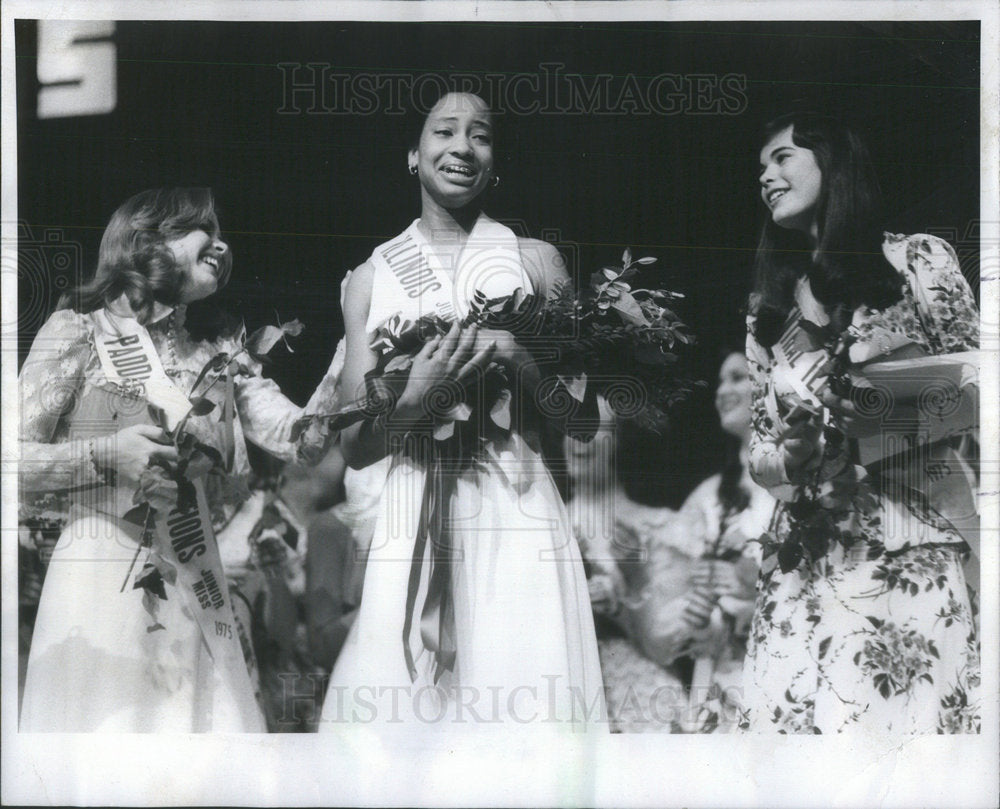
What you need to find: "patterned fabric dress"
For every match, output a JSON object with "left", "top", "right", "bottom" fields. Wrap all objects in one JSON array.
[
  {"left": 19, "top": 302, "right": 339, "bottom": 732},
  {"left": 741, "top": 233, "right": 980, "bottom": 733}
]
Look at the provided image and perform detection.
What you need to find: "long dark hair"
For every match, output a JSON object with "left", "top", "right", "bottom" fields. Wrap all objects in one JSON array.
[
  {"left": 60, "top": 188, "right": 233, "bottom": 334},
  {"left": 751, "top": 112, "right": 902, "bottom": 348},
  {"left": 715, "top": 350, "right": 751, "bottom": 522},
  {"left": 717, "top": 434, "right": 750, "bottom": 524}
]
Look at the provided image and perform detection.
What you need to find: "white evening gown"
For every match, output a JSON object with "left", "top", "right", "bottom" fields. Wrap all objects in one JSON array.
[
  {"left": 19, "top": 304, "right": 339, "bottom": 732},
  {"left": 320, "top": 217, "right": 606, "bottom": 732}
]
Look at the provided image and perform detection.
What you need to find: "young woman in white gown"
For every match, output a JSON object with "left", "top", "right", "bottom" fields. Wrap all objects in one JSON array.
[
  {"left": 18, "top": 188, "right": 340, "bottom": 731},
  {"left": 319, "top": 92, "right": 605, "bottom": 731}
]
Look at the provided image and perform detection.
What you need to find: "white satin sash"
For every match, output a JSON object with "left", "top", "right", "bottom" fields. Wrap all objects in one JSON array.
[
  {"left": 90, "top": 307, "right": 265, "bottom": 732},
  {"left": 366, "top": 214, "right": 531, "bottom": 334}
]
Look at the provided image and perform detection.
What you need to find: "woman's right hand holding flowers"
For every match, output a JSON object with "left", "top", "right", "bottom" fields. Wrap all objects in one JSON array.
[
  {"left": 779, "top": 405, "right": 824, "bottom": 481},
  {"left": 396, "top": 322, "right": 497, "bottom": 421},
  {"left": 92, "top": 423, "right": 178, "bottom": 486}
]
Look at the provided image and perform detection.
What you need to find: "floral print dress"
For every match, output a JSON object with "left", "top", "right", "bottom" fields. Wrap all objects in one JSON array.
[{"left": 741, "top": 233, "right": 980, "bottom": 734}]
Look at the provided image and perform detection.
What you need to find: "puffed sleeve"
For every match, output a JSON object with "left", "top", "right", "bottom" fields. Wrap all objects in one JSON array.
[
  {"left": 235, "top": 338, "right": 345, "bottom": 462},
  {"left": 889, "top": 234, "right": 981, "bottom": 449},
  {"left": 894, "top": 233, "right": 979, "bottom": 354},
  {"left": 623, "top": 509, "right": 700, "bottom": 666},
  {"left": 745, "top": 320, "right": 797, "bottom": 498},
  {"left": 19, "top": 309, "right": 104, "bottom": 493}
]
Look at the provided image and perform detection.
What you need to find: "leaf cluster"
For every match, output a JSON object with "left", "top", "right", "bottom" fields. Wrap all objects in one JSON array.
[{"left": 127, "top": 314, "right": 304, "bottom": 595}]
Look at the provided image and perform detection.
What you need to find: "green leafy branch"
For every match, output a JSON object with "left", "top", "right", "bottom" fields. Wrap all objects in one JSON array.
[
  {"left": 122, "top": 314, "right": 304, "bottom": 611},
  {"left": 755, "top": 320, "right": 876, "bottom": 573}
]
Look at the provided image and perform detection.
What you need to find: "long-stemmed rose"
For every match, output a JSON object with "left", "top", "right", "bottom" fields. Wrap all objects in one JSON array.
[{"left": 121, "top": 315, "right": 305, "bottom": 622}]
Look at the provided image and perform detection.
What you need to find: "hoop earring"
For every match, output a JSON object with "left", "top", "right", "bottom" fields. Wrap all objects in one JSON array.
[
  {"left": 492, "top": 174, "right": 501, "bottom": 188},
  {"left": 409, "top": 165, "right": 418, "bottom": 176}
]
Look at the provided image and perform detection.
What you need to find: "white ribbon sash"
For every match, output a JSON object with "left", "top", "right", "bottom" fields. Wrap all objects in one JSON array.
[
  {"left": 91, "top": 308, "right": 193, "bottom": 431},
  {"left": 366, "top": 214, "right": 530, "bottom": 333},
  {"left": 90, "top": 308, "right": 265, "bottom": 731},
  {"left": 771, "top": 309, "right": 828, "bottom": 409}
]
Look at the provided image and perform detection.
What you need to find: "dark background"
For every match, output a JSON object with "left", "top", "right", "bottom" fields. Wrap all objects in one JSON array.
[{"left": 15, "top": 20, "right": 981, "bottom": 506}]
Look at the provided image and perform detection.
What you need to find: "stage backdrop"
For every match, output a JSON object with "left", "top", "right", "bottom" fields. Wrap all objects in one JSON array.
[{"left": 15, "top": 20, "right": 980, "bottom": 504}]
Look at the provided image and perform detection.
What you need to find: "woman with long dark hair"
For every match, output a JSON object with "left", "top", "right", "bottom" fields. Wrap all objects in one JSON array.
[
  {"left": 319, "top": 92, "right": 604, "bottom": 729},
  {"left": 19, "top": 188, "right": 340, "bottom": 731},
  {"left": 743, "top": 112, "right": 980, "bottom": 733},
  {"left": 608, "top": 351, "right": 774, "bottom": 733}
]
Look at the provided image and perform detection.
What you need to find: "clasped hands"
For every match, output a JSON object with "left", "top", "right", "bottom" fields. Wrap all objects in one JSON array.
[
  {"left": 684, "top": 552, "right": 757, "bottom": 629},
  {"left": 396, "top": 322, "right": 523, "bottom": 420}
]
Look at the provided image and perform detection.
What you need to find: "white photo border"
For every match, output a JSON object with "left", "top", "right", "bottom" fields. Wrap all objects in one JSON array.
[{"left": 2, "top": 2, "right": 997, "bottom": 807}]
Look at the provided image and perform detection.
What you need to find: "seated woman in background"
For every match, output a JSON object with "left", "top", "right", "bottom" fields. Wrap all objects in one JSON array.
[{"left": 565, "top": 397, "right": 688, "bottom": 733}]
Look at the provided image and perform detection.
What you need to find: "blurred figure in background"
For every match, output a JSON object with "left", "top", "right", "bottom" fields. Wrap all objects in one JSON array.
[
  {"left": 570, "top": 354, "right": 774, "bottom": 733},
  {"left": 565, "top": 398, "right": 688, "bottom": 732},
  {"left": 292, "top": 456, "right": 389, "bottom": 674},
  {"left": 263, "top": 446, "right": 391, "bottom": 729},
  {"left": 642, "top": 351, "right": 775, "bottom": 732}
]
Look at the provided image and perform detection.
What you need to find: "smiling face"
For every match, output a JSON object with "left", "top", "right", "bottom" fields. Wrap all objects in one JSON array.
[
  {"left": 409, "top": 92, "right": 494, "bottom": 210},
  {"left": 715, "top": 352, "right": 752, "bottom": 440},
  {"left": 758, "top": 125, "right": 823, "bottom": 238},
  {"left": 166, "top": 228, "right": 229, "bottom": 303}
]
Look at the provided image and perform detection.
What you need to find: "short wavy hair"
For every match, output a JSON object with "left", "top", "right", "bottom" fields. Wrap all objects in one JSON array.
[{"left": 63, "top": 188, "right": 232, "bottom": 326}]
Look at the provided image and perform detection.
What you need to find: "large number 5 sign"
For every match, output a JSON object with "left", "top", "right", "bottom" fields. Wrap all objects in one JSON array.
[{"left": 37, "top": 20, "right": 116, "bottom": 119}]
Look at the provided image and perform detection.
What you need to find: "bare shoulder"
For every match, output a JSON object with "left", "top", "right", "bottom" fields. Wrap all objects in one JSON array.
[
  {"left": 517, "top": 237, "right": 568, "bottom": 294},
  {"left": 517, "top": 236, "right": 562, "bottom": 266},
  {"left": 341, "top": 260, "right": 375, "bottom": 325}
]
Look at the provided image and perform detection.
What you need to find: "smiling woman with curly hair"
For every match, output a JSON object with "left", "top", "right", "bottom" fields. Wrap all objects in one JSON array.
[{"left": 18, "top": 188, "right": 341, "bottom": 732}]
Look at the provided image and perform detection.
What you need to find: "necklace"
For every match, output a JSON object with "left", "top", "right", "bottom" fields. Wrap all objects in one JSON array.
[{"left": 162, "top": 311, "right": 179, "bottom": 373}]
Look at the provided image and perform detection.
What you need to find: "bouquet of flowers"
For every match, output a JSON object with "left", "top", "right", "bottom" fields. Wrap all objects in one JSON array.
[
  {"left": 755, "top": 318, "right": 881, "bottom": 573},
  {"left": 293, "top": 248, "right": 700, "bottom": 448}
]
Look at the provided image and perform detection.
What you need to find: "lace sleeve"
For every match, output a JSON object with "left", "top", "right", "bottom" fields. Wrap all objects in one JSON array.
[
  {"left": 235, "top": 340, "right": 344, "bottom": 463},
  {"left": 19, "top": 309, "right": 104, "bottom": 493},
  {"left": 627, "top": 539, "right": 697, "bottom": 667},
  {"left": 617, "top": 506, "right": 701, "bottom": 665},
  {"left": 676, "top": 474, "right": 721, "bottom": 555}
]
